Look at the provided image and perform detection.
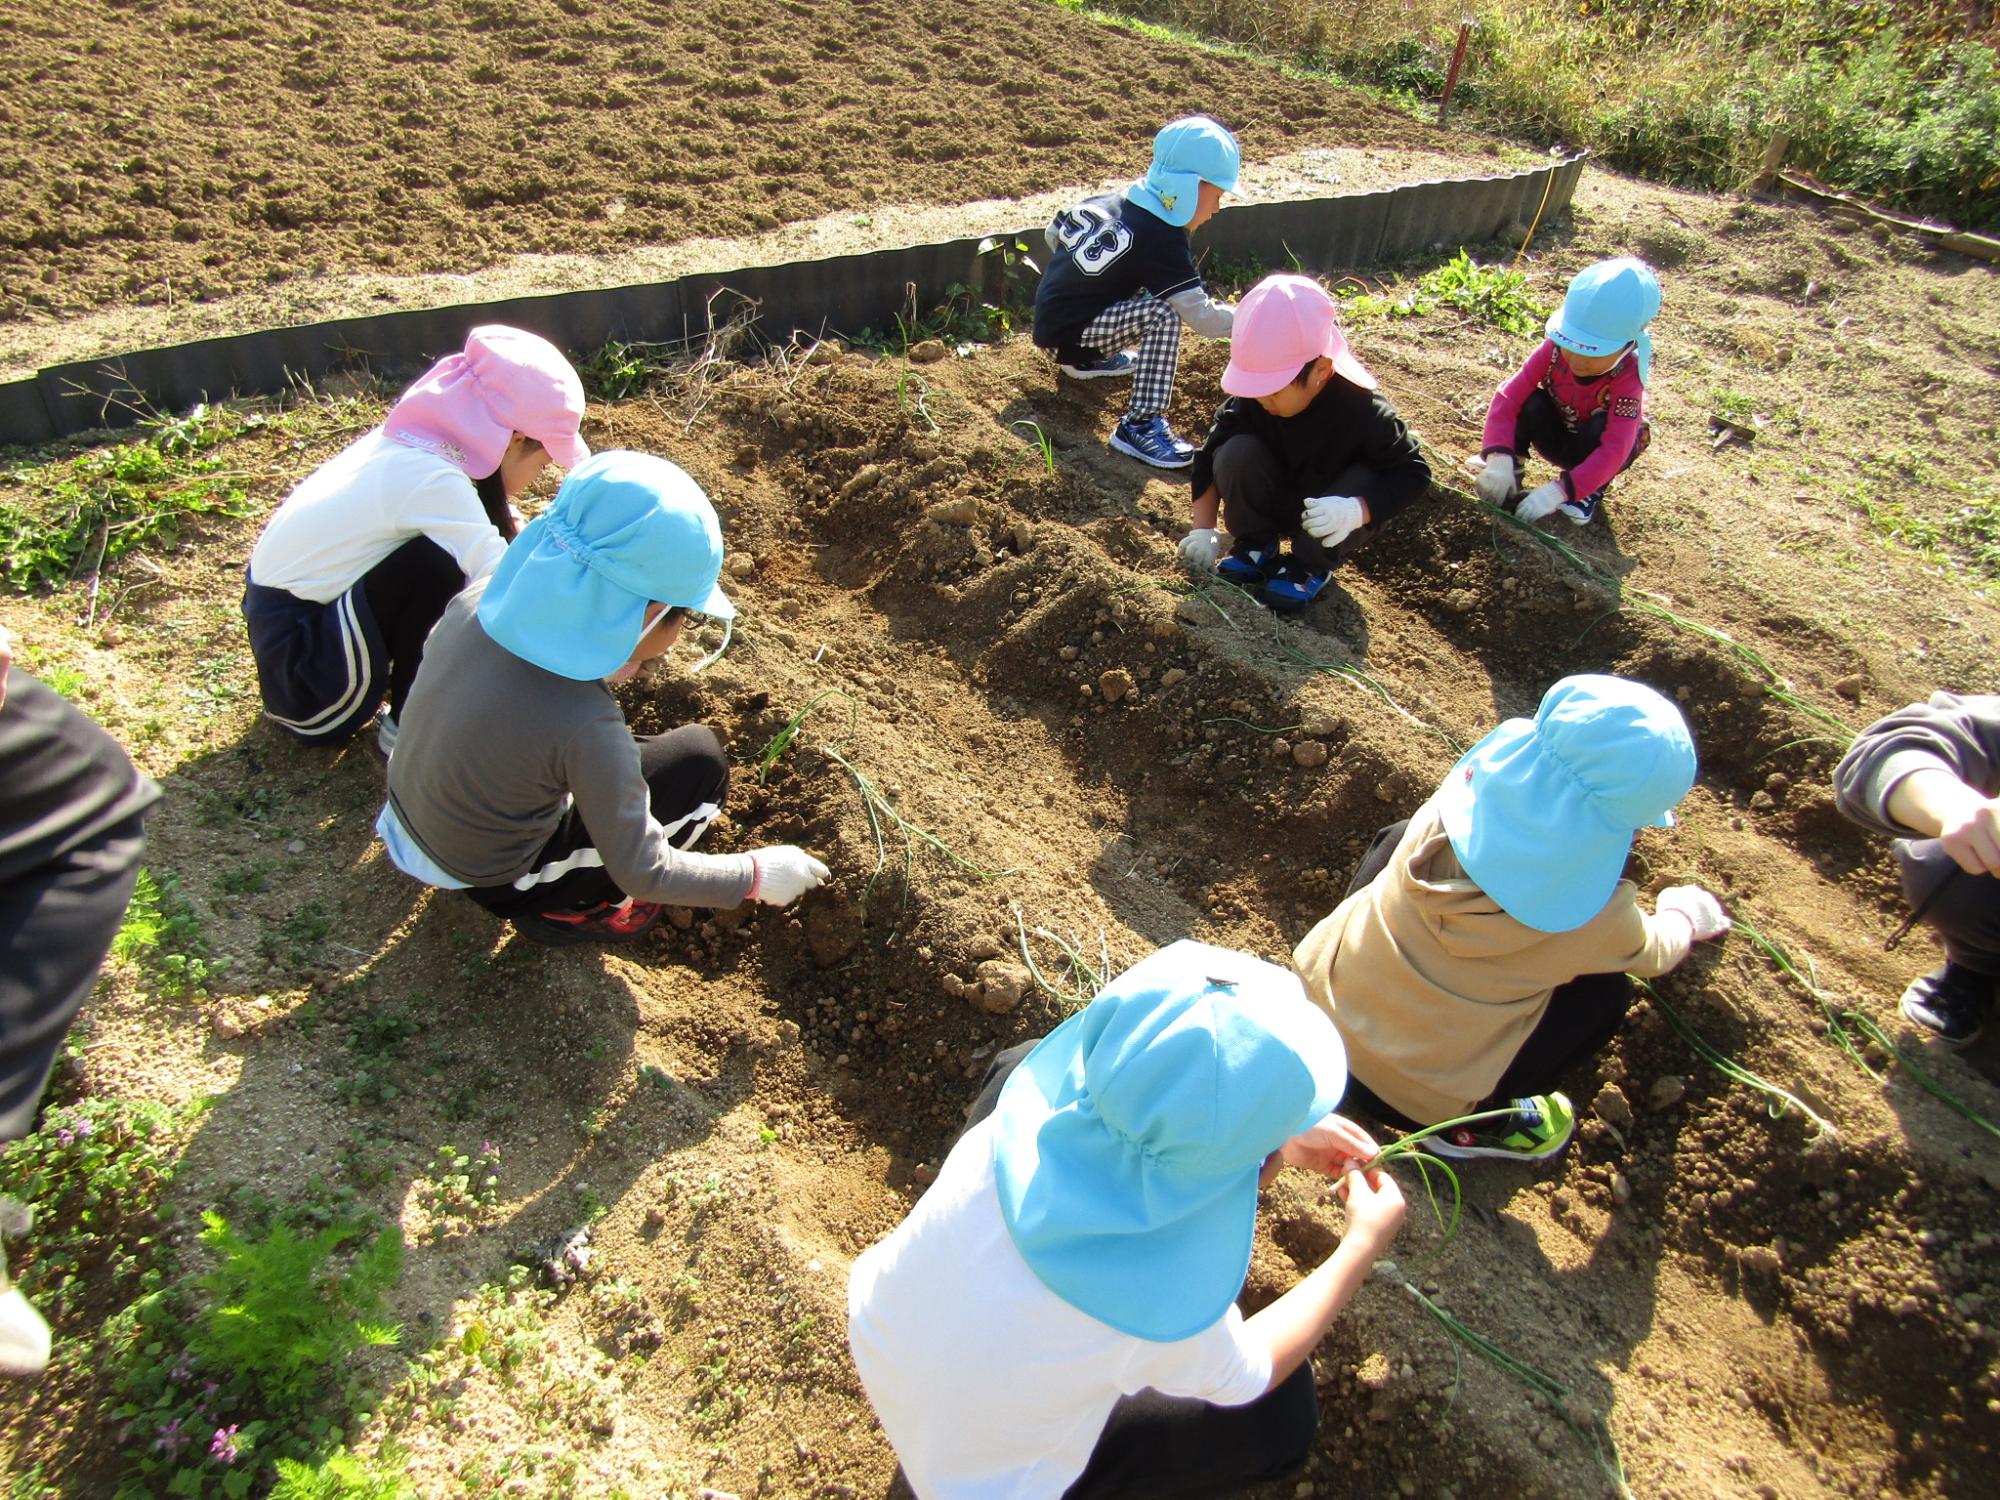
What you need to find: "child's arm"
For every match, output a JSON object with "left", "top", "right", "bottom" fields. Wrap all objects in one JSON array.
[
  {"left": 1243, "top": 1167, "right": 1404, "bottom": 1390},
  {"left": 1166, "top": 285, "right": 1234, "bottom": 337},
  {"left": 1480, "top": 340, "right": 1554, "bottom": 458},
  {"left": 1343, "top": 395, "right": 1432, "bottom": 528}
]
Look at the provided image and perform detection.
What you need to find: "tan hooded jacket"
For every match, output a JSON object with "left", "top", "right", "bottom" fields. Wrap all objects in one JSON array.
[{"left": 1293, "top": 798, "right": 1690, "bottom": 1123}]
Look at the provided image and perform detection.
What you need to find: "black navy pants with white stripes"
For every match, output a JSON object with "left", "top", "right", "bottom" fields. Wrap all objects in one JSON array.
[
  {"left": 242, "top": 538, "right": 465, "bottom": 746},
  {"left": 464, "top": 726, "right": 731, "bottom": 919}
]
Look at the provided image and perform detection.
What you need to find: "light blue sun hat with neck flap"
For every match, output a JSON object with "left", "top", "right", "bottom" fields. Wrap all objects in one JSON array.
[
  {"left": 1126, "top": 115, "right": 1241, "bottom": 229},
  {"left": 1438, "top": 674, "right": 1696, "bottom": 934},
  {"left": 988, "top": 939, "right": 1346, "bottom": 1342},
  {"left": 478, "top": 449, "right": 735, "bottom": 681}
]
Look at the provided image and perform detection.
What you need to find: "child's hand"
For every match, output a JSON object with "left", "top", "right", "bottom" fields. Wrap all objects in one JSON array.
[
  {"left": 1301, "top": 495, "right": 1366, "bottom": 548},
  {"left": 1178, "top": 528, "right": 1225, "bottom": 570},
  {"left": 1516, "top": 482, "right": 1567, "bottom": 522},
  {"left": 746, "top": 846, "right": 830, "bottom": 906},
  {"left": 1474, "top": 454, "right": 1516, "bottom": 505},
  {"left": 1656, "top": 884, "right": 1729, "bottom": 942},
  {"left": 1334, "top": 1166, "right": 1406, "bottom": 1252},
  {"left": 1279, "top": 1113, "right": 1379, "bottom": 1178}
]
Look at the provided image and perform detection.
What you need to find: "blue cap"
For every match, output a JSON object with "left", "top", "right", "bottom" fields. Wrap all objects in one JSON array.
[
  {"left": 1547, "top": 257, "right": 1661, "bottom": 384},
  {"left": 1125, "top": 115, "right": 1241, "bottom": 228},
  {"left": 478, "top": 450, "right": 735, "bottom": 681},
  {"left": 989, "top": 940, "right": 1346, "bottom": 1342},
  {"left": 1438, "top": 675, "right": 1695, "bottom": 933}
]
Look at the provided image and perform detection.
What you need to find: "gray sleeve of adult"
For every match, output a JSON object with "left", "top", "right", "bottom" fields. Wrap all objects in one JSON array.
[
  {"left": 562, "top": 713, "right": 755, "bottom": 907},
  {"left": 1167, "top": 286, "right": 1235, "bottom": 338},
  {"left": 1044, "top": 222, "right": 1063, "bottom": 259},
  {"left": 1833, "top": 692, "right": 2000, "bottom": 838}
]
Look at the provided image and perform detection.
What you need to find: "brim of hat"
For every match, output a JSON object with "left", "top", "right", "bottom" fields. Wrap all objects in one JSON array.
[
  {"left": 1435, "top": 720, "right": 1636, "bottom": 933},
  {"left": 1546, "top": 316, "right": 1624, "bottom": 359},
  {"left": 1127, "top": 175, "right": 1197, "bottom": 228},
  {"left": 1222, "top": 342, "right": 1378, "bottom": 400},
  {"left": 542, "top": 430, "right": 590, "bottom": 470},
  {"left": 988, "top": 1009, "right": 1262, "bottom": 1342},
  {"left": 694, "top": 577, "right": 736, "bottom": 621}
]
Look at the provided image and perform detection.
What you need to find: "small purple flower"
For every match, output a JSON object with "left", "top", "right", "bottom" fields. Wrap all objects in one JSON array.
[
  {"left": 481, "top": 1140, "right": 499, "bottom": 1157},
  {"left": 151, "top": 1417, "right": 188, "bottom": 1460},
  {"left": 209, "top": 1424, "right": 240, "bottom": 1465},
  {"left": 169, "top": 1350, "right": 195, "bottom": 1384}
]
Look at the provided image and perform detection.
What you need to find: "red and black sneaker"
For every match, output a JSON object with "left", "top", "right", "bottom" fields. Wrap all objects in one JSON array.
[{"left": 513, "top": 898, "right": 665, "bottom": 948}]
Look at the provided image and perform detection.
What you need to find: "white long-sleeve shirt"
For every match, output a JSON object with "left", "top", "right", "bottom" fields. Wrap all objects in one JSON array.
[{"left": 248, "top": 430, "right": 508, "bottom": 602}]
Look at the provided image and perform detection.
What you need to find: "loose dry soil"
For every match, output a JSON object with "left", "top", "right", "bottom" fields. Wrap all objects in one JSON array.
[{"left": 3, "top": 4, "right": 2000, "bottom": 1500}]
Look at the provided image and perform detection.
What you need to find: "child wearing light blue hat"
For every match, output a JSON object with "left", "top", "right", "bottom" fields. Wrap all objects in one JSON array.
[
  {"left": 376, "top": 450, "right": 828, "bottom": 946},
  {"left": 1295, "top": 675, "right": 1730, "bottom": 1161},
  {"left": 1474, "top": 257, "right": 1661, "bottom": 527},
  {"left": 847, "top": 940, "right": 1405, "bottom": 1500},
  {"left": 1032, "top": 116, "right": 1242, "bottom": 471}
]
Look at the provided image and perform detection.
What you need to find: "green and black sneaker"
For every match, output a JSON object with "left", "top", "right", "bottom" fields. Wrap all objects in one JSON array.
[{"left": 1422, "top": 1092, "right": 1577, "bottom": 1162}]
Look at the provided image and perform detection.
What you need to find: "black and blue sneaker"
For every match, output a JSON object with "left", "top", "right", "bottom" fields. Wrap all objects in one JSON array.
[
  {"left": 1059, "top": 349, "right": 1138, "bottom": 381},
  {"left": 1900, "top": 963, "right": 1994, "bottom": 1045},
  {"left": 1109, "top": 415, "right": 1196, "bottom": 470},
  {"left": 1260, "top": 559, "right": 1334, "bottom": 613},
  {"left": 1215, "top": 541, "right": 1279, "bottom": 586},
  {"left": 1558, "top": 488, "right": 1603, "bottom": 525}
]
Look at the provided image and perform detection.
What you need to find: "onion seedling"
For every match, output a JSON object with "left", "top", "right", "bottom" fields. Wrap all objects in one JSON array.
[
  {"left": 1009, "top": 420, "right": 1056, "bottom": 475},
  {"left": 1403, "top": 1281, "right": 1634, "bottom": 1500},
  {"left": 1839, "top": 1010, "right": 2000, "bottom": 1141},
  {"left": 820, "top": 746, "right": 1020, "bottom": 933},
  {"left": 1359, "top": 1107, "right": 1522, "bottom": 1242},
  {"left": 751, "top": 689, "right": 853, "bottom": 784},
  {"left": 1010, "top": 902, "right": 1108, "bottom": 1006},
  {"left": 1635, "top": 979, "right": 1836, "bottom": 1143}
]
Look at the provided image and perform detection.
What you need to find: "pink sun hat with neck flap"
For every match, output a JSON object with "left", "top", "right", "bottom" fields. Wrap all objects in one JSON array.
[
  {"left": 1222, "top": 274, "right": 1375, "bottom": 400},
  {"left": 383, "top": 325, "right": 590, "bottom": 480}
]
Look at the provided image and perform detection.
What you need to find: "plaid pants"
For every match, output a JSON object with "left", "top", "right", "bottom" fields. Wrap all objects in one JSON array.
[{"left": 1077, "top": 295, "right": 1182, "bottom": 420}]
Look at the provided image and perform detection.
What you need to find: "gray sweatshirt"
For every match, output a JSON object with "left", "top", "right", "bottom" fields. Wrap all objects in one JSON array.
[
  {"left": 1832, "top": 692, "right": 2000, "bottom": 839},
  {"left": 386, "top": 582, "right": 754, "bottom": 906}
]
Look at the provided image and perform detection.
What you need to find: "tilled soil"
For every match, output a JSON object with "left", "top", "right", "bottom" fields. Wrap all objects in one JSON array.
[
  {"left": 0, "top": 0, "right": 1456, "bottom": 324},
  {"left": 3, "top": 5, "right": 2000, "bottom": 1498}
]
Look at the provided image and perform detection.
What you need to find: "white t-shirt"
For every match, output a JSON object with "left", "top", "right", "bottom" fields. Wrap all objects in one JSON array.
[
  {"left": 248, "top": 430, "right": 508, "bottom": 603},
  {"left": 846, "top": 1118, "right": 1272, "bottom": 1500}
]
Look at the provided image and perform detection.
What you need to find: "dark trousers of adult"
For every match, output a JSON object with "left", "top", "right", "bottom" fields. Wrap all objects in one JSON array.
[
  {"left": 362, "top": 538, "right": 467, "bottom": 723},
  {"left": 1511, "top": 391, "right": 1650, "bottom": 498},
  {"left": 463, "top": 726, "right": 730, "bottom": 920},
  {"left": 1334, "top": 819, "right": 1633, "bottom": 1133},
  {"left": 1213, "top": 434, "right": 1382, "bottom": 574},
  {"left": 1895, "top": 837, "right": 2000, "bottom": 977},
  {"left": 947, "top": 1043, "right": 1320, "bottom": 1500},
  {"left": 0, "top": 819, "right": 146, "bottom": 1139}
]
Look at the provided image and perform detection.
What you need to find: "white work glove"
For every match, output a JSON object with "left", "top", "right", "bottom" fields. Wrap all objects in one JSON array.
[
  {"left": 1475, "top": 453, "right": 1516, "bottom": 505},
  {"left": 1301, "top": 494, "right": 1367, "bottom": 548},
  {"left": 1179, "top": 527, "right": 1226, "bottom": 570},
  {"left": 747, "top": 846, "right": 830, "bottom": 907},
  {"left": 1515, "top": 481, "right": 1568, "bottom": 523},
  {"left": 1656, "top": 885, "right": 1729, "bottom": 942}
]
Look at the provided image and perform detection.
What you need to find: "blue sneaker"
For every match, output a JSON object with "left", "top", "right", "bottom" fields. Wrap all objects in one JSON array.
[
  {"left": 1109, "top": 415, "right": 1195, "bottom": 470},
  {"left": 1558, "top": 489, "right": 1602, "bottom": 525},
  {"left": 1059, "top": 350, "right": 1137, "bottom": 380},
  {"left": 1215, "top": 541, "right": 1279, "bottom": 585},
  {"left": 1260, "top": 560, "right": 1333, "bottom": 613}
]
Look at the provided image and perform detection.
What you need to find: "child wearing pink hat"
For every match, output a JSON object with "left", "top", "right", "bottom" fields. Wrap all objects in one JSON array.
[
  {"left": 1180, "top": 275, "right": 1430, "bottom": 612},
  {"left": 242, "top": 325, "right": 589, "bottom": 755}
]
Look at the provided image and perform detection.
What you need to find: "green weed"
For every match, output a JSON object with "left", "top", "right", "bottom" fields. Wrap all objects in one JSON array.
[
  {"left": 415, "top": 1142, "right": 503, "bottom": 1241},
  {"left": 269, "top": 1451, "right": 414, "bottom": 1500},
  {"left": 113, "top": 869, "right": 221, "bottom": 997},
  {"left": 1340, "top": 250, "right": 1546, "bottom": 338},
  {"left": 0, "top": 404, "right": 253, "bottom": 593}
]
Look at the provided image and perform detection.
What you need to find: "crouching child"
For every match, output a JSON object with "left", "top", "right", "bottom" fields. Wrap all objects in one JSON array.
[
  {"left": 847, "top": 939, "right": 1405, "bottom": 1499},
  {"left": 1180, "top": 274, "right": 1430, "bottom": 613}
]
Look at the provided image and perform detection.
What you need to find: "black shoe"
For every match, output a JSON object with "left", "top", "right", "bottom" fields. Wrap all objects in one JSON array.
[{"left": 1900, "top": 963, "right": 1995, "bottom": 1044}]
